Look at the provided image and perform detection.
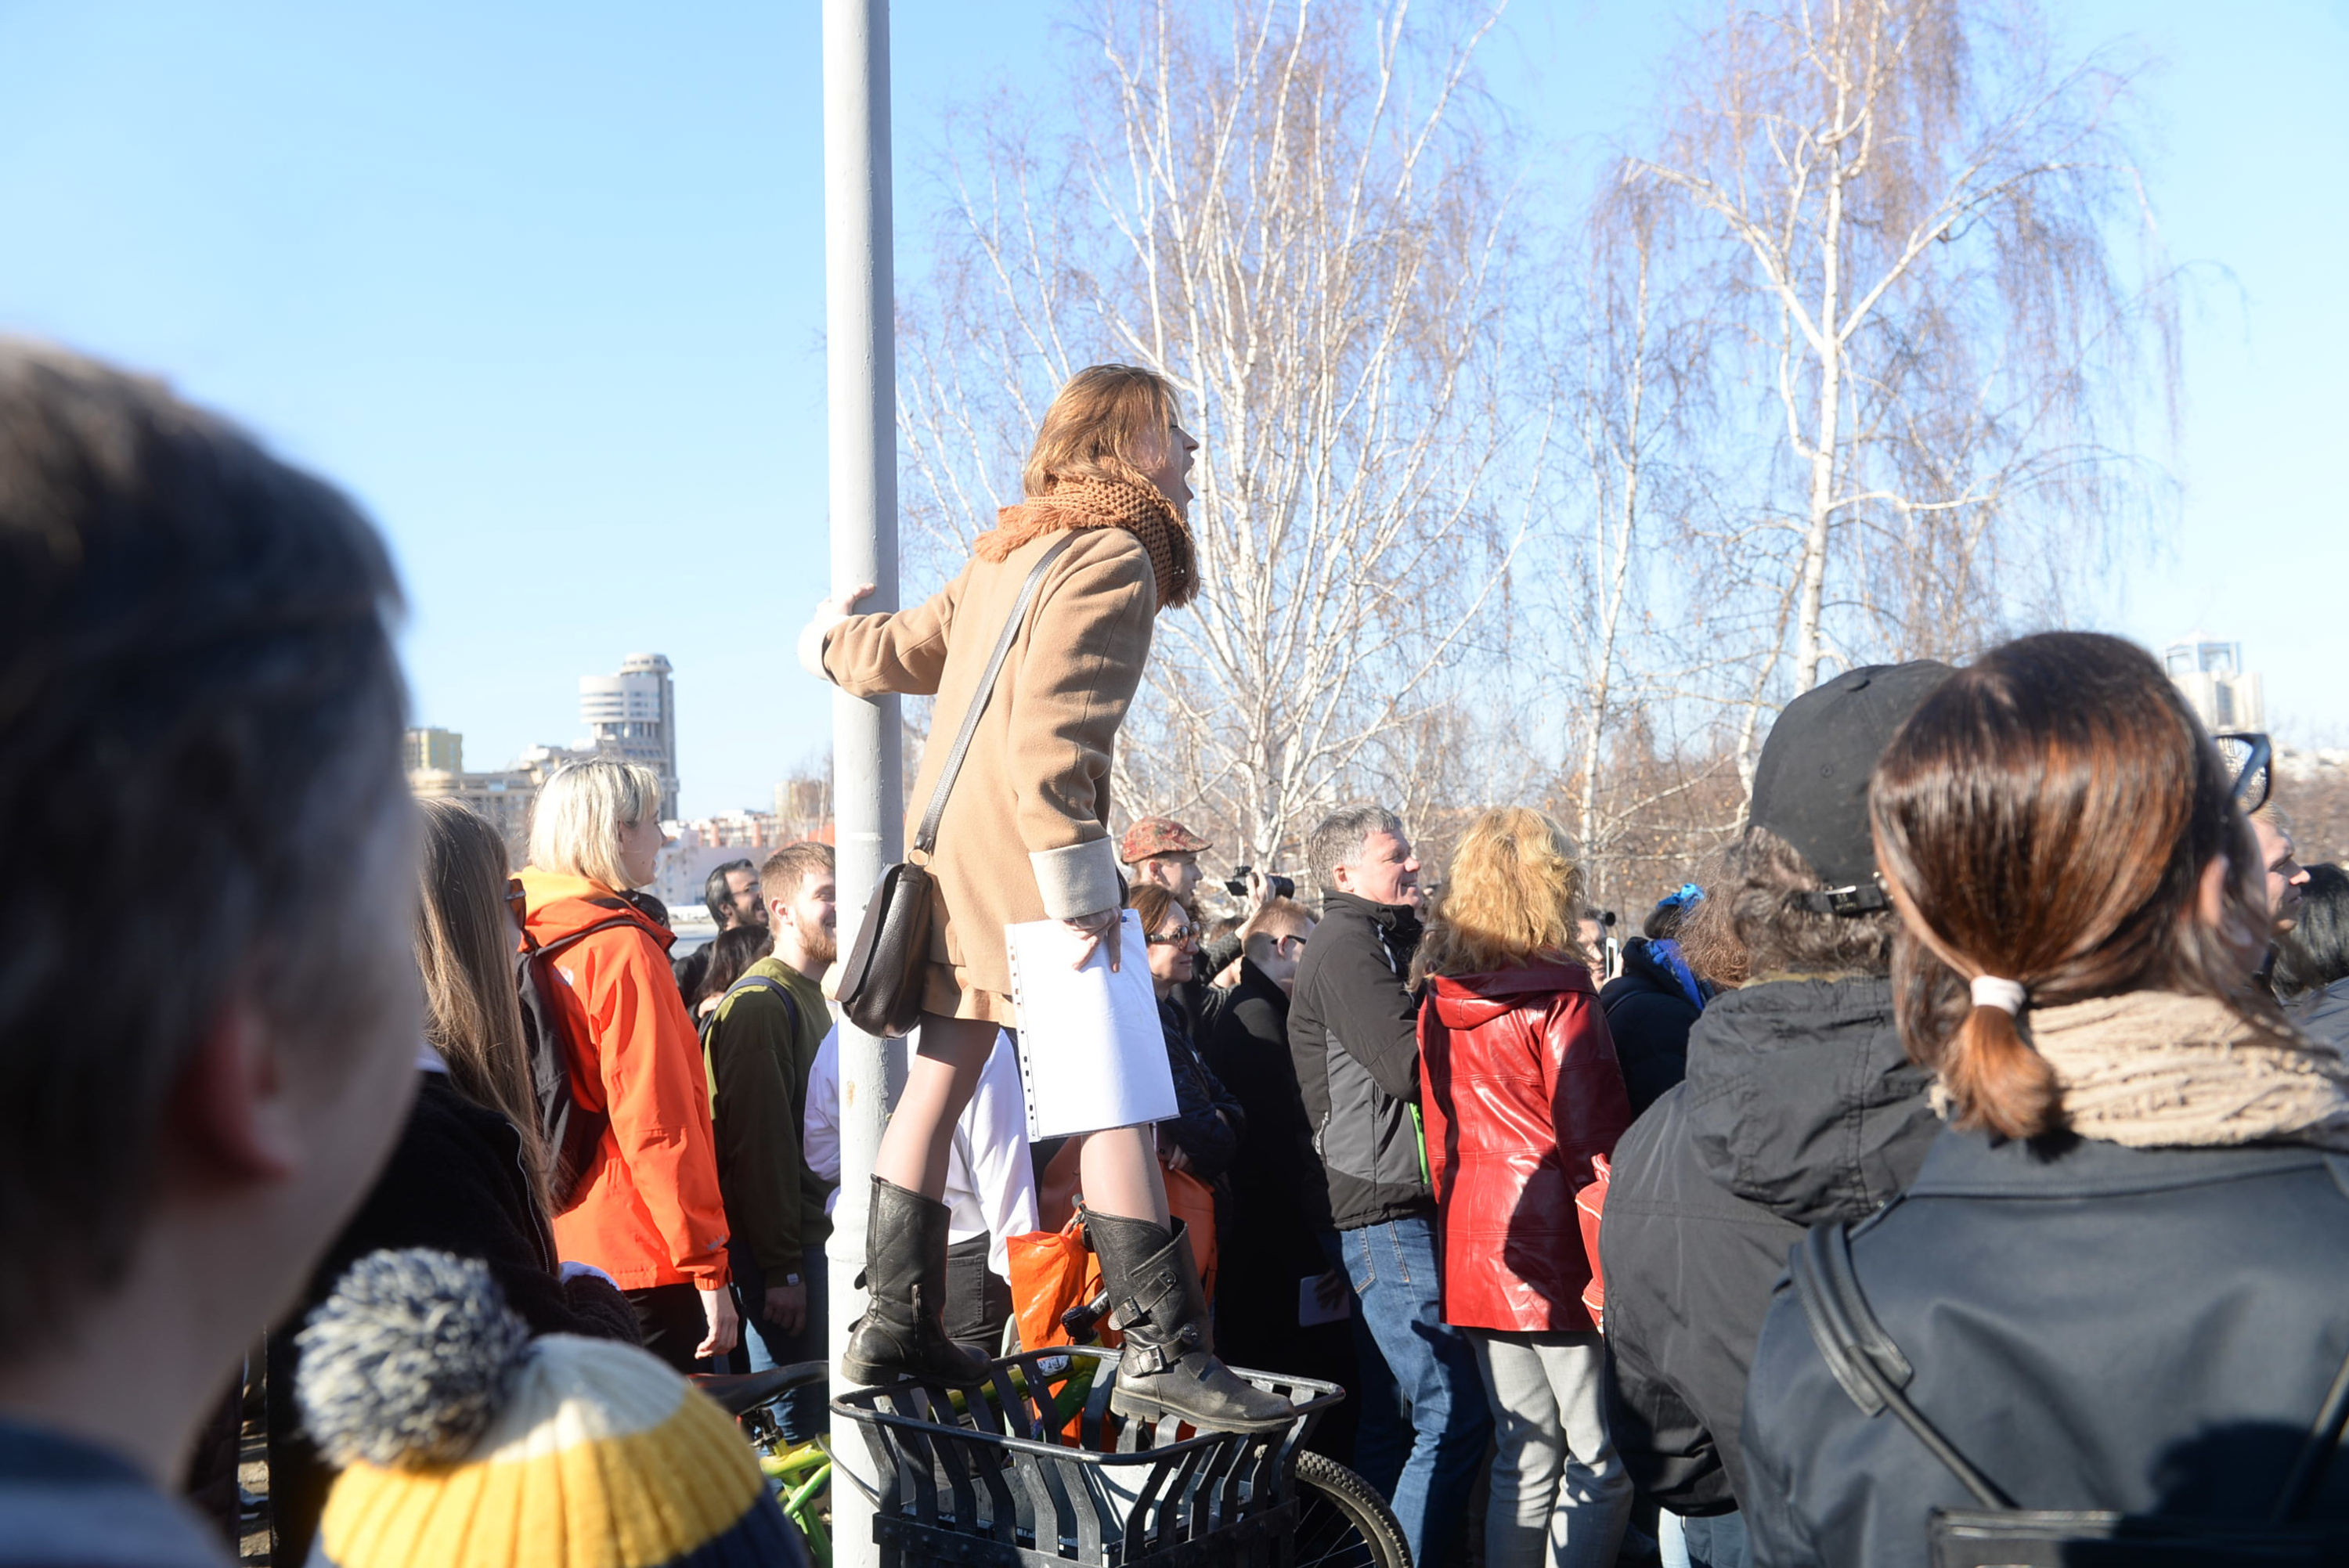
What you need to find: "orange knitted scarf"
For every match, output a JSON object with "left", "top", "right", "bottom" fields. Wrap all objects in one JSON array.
[{"left": 972, "top": 474, "right": 1197, "bottom": 611}]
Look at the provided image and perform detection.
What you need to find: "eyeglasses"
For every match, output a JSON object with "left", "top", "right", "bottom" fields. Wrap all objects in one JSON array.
[
  {"left": 1147, "top": 926, "right": 1199, "bottom": 948},
  {"left": 2214, "top": 731, "right": 2273, "bottom": 814}
]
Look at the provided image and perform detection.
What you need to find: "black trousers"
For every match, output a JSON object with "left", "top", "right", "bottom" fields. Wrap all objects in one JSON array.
[
  {"left": 944, "top": 1232, "right": 1013, "bottom": 1357},
  {"left": 628, "top": 1282, "right": 718, "bottom": 1374}
]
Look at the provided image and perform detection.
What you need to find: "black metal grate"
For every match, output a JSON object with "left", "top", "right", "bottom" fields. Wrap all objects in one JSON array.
[{"left": 834, "top": 1346, "right": 1341, "bottom": 1566}]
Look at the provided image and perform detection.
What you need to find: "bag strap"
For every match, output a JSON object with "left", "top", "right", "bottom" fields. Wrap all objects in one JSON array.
[
  {"left": 715, "top": 973, "right": 798, "bottom": 1036},
  {"left": 912, "top": 533, "right": 1077, "bottom": 856},
  {"left": 2271, "top": 1328, "right": 2349, "bottom": 1523},
  {"left": 1790, "top": 1222, "right": 2016, "bottom": 1509},
  {"left": 527, "top": 914, "right": 646, "bottom": 965}
]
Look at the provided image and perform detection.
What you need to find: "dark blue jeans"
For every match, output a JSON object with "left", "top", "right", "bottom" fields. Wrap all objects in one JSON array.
[
  {"left": 1321, "top": 1218, "right": 1494, "bottom": 1568},
  {"left": 731, "top": 1241, "right": 828, "bottom": 1440}
]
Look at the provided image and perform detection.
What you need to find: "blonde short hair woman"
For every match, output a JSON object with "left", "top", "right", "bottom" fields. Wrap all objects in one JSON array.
[
  {"left": 528, "top": 758, "right": 667, "bottom": 895},
  {"left": 516, "top": 758, "right": 738, "bottom": 1372},
  {"left": 800, "top": 365, "right": 1288, "bottom": 1430}
]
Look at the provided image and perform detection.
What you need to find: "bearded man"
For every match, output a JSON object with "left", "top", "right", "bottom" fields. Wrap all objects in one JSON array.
[{"left": 701, "top": 840, "right": 839, "bottom": 1429}]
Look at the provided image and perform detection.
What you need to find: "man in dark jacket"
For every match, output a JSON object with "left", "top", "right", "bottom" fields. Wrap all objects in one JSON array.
[
  {"left": 1599, "top": 663, "right": 1948, "bottom": 1566},
  {"left": 1288, "top": 804, "right": 1492, "bottom": 1568},
  {"left": 702, "top": 841, "right": 838, "bottom": 1434}
]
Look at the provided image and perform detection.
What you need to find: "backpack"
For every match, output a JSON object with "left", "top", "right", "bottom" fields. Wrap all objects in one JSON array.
[
  {"left": 1790, "top": 1220, "right": 2349, "bottom": 1566},
  {"left": 695, "top": 972, "right": 799, "bottom": 1121},
  {"left": 515, "top": 914, "right": 647, "bottom": 1213}
]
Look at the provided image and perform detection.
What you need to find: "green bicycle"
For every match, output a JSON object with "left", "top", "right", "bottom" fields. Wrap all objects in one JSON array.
[{"left": 691, "top": 1364, "right": 833, "bottom": 1567}]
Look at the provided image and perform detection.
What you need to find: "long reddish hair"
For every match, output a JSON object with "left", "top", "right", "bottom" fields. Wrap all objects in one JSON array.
[{"left": 1869, "top": 632, "right": 2269, "bottom": 1139}]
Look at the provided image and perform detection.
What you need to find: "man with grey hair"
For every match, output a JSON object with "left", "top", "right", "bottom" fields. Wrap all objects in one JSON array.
[
  {"left": 0, "top": 342, "right": 420, "bottom": 1566},
  {"left": 1286, "top": 804, "right": 1490, "bottom": 1568}
]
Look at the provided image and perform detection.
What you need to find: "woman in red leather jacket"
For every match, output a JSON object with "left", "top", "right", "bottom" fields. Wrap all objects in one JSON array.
[{"left": 1416, "top": 807, "right": 1636, "bottom": 1568}]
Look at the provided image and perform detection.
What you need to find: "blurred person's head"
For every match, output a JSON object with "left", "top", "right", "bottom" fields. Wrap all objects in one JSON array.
[
  {"left": 0, "top": 341, "right": 417, "bottom": 1477},
  {"left": 1870, "top": 632, "right": 2268, "bottom": 1141},
  {"left": 528, "top": 759, "right": 669, "bottom": 892},
  {"left": 1680, "top": 661, "right": 1950, "bottom": 989},
  {"left": 2267, "top": 863, "right": 2349, "bottom": 1000},
  {"left": 1413, "top": 809, "right": 1586, "bottom": 984},
  {"left": 2250, "top": 807, "right": 2310, "bottom": 935},
  {"left": 1644, "top": 885, "right": 1705, "bottom": 943},
  {"left": 1310, "top": 804, "right": 1420, "bottom": 909},
  {"left": 702, "top": 858, "right": 765, "bottom": 931},
  {"left": 1130, "top": 884, "right": 1198, "bottom": 999},
  {"left": 414, "top": 800, "right": 551, "bottom": 1215},
  {"left": 760, "top": 842, "right": 837, "bottom": 979},
  {"left": 1578, "top": 910, "right": 1613, "bottom": 953},
  {"left": 694, "top": 925, "right": 776, "bottom": 1015},
  {"left": 1243, "top": 899, "right": 1317, "bottom": 996}
]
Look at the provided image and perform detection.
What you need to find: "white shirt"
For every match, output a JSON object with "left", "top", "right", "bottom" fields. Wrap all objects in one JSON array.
[{"left": 804, "top": 1025, "right": 1039, "bottom": 1279}]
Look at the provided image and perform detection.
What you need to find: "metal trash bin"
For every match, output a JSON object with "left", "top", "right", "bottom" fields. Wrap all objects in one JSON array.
[{"left": 833, "top": 1345, "right": 1343, "bottom": 1566}]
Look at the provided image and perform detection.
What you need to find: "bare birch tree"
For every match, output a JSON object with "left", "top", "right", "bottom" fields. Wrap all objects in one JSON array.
[
  {"left": 898, "top": 0, "right": 1530, "bottom": 863},
  {"left": 1627, "top": 0, "right": 2177, "bottom": 773}
]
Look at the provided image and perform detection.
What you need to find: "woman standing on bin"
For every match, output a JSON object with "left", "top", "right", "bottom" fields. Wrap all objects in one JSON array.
[{"left": 798, "top": 364, "right": 1290, "bottom": 1431}]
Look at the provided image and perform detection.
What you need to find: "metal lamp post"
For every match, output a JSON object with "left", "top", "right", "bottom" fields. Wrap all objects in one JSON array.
[{"left": 822, "top": 2, "right": 900, "bottom": 1565}]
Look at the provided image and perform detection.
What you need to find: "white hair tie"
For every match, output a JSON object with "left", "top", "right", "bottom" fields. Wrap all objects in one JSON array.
[{"left": 1970, "top": 975, "right": 2027, "bottom": 1015}]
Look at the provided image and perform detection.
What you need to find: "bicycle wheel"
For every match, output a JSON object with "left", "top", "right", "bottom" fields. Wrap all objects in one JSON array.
[{"left": 1292, "top": 1451, "right": 1410, "bottom": 1568}]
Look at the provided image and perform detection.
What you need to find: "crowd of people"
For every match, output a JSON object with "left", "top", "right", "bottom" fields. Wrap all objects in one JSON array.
[{"left": 8, "top": 337, "right": 2349, "bottom": 1568}]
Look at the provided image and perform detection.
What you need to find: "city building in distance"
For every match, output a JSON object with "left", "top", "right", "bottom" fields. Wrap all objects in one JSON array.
[
  {"left": 2164, "top": 634, "right": 2264, "bottom": 734},
  {"left": 406, "top": 727, "right": 540, "bottom": 867},
  {"left": 404, "top": 726, "right": 463, "bottom": 773},
  {"left": 581, "top": 652, "right": 679, "bottom": 821},
  {"left": 405, "top": 652, "right": 674, "bottom": 870},
  {"left": 406, "top": 654, "right": 835, "bottom": 917}
]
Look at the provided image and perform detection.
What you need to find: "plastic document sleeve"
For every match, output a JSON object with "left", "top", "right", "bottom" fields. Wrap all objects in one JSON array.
[{"left": 1005, "top": 910, "right": 1179, "bottom": 1140}]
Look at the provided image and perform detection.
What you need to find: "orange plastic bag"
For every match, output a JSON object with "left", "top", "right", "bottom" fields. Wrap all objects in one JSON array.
[
  {"left": 1009, "top": 1162, "right": 1217, "bottom": 1350},
  {"left": 1007, "top": 1209, "right": 1110, "bottom": 1354},
  {"left": 1160, "top": 1165, "right": 1218, "bottom": 1303},
  {"left": 1576, "top": 1152, "right": 1611, "bottom": 1330}
]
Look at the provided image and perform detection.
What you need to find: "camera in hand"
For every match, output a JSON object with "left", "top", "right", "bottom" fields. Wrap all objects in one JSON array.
[{"left": 1224, "top": 864, "right": 1295, "bottom": 900}]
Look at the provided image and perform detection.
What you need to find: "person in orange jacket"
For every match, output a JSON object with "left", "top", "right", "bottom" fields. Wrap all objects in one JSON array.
[{"left": 519, "top": 758, "right": 739, "bottom": 1372}]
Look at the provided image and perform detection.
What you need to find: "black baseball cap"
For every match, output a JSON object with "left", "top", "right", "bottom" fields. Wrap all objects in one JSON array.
[{"left": 1748, "top": 661, "right": 1953, "bottom": 913}]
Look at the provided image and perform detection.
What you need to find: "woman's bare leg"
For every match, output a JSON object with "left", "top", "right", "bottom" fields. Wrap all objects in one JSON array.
[
  {"left": 872, "top": 1012, "right": 998, "bottom": 1197},
  {"left": 1077, "top": 1124, "right": 1170, "bottom": 1224}
]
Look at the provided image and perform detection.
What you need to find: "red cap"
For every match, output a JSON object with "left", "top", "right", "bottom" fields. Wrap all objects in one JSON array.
[{"left": 1120, "top": 816, "right": 1212, "bottom": 864}]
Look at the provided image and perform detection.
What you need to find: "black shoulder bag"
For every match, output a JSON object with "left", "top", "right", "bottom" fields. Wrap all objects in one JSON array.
[
  {"left": 1791, "top": 1220, "right": 2349, "bottom": 1566},
  {"left": 835, "top": 534, "right": 1074, "bottom": 1039}
]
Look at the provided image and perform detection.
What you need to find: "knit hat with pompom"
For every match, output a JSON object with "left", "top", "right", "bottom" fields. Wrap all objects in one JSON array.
[{"left": 297, "top": 1249, "right": 796, "bottom": 1568}]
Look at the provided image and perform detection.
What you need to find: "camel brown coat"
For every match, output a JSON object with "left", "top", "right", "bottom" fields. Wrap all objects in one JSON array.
[{"left": 820, "top": 525, "right": 1156, "bottom": 1022}]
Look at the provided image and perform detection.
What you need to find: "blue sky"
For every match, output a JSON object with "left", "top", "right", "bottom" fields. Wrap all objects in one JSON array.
[{"left": 2, "top": 1, "right": 2342, "bottom": 816}]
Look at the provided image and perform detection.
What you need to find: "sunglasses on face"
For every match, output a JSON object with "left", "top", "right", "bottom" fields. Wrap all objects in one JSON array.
[
  {"left": 1147, "top": 925, "right": 1199, "bottom": 948},
  {"left": 507, "top": 877, "right": 527, "bottom": 925},
  {"left": 2214, "top": 731, "right": 2273, "bottom": 814}
]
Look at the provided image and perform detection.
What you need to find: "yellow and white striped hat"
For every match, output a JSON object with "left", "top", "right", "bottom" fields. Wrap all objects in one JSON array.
[{"left": 300, "top": 1250, "right": 796, "bottom": 1568}]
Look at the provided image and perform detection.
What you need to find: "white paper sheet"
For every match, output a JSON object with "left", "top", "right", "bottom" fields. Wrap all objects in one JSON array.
[
  {"left": 1005, "top": 910, "right": 1179, "bottom": 1139},
  {"left": 1299, "top": 1271, "right": 1352, "bottom": 1328}
]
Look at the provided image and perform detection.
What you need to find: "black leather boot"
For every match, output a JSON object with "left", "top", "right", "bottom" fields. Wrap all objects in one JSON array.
[
  {"left": 840, "top": 1177, "right": 992, "bottom": 1386},
  {"left": 1087, "top": 1209, "right": 1296, "bottom": 1433}
]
